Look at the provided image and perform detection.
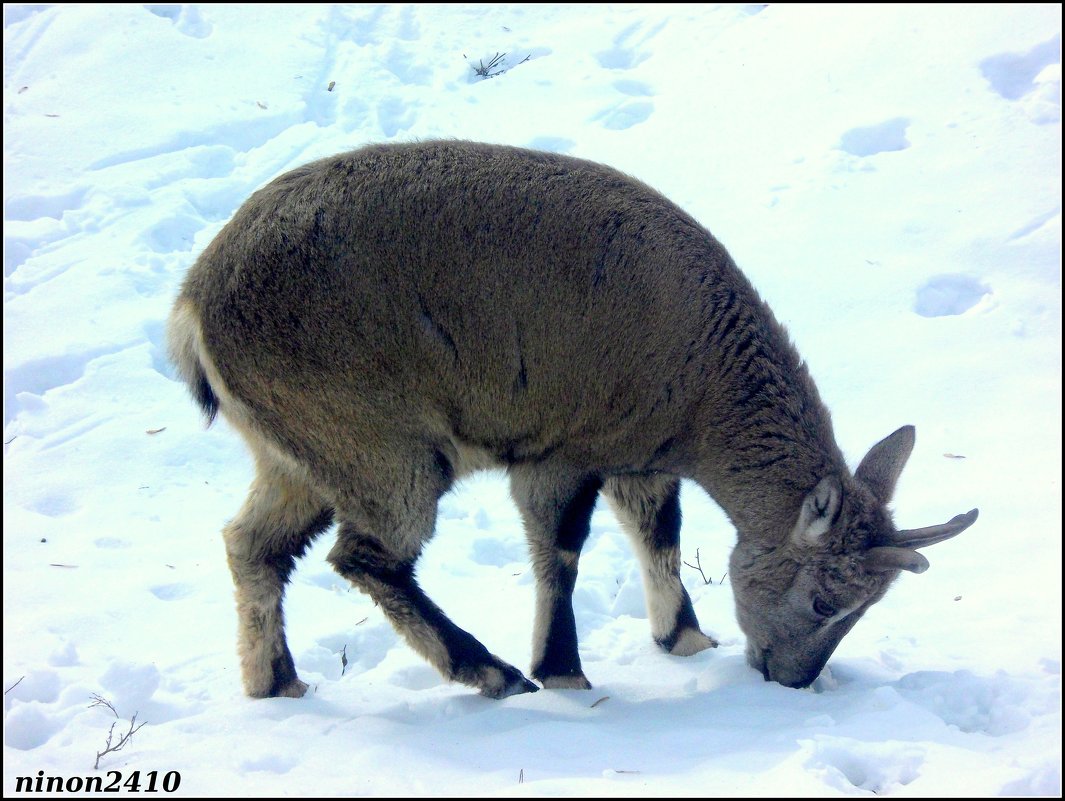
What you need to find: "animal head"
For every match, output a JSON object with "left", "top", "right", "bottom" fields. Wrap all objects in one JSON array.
[{"left": 729, "top": 425, "right": 978, "bottom": 688}]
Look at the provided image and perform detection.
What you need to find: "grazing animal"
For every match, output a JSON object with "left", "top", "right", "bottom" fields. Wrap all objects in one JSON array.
[{"left": 168, "top": 140, "right": 978, "bottom": 697}]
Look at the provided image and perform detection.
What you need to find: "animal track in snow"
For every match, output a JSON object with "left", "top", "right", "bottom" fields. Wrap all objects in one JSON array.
[
  {"left": 377, "top": 96, "right": 418, "bottom": 138},
  {"left": 396, "top": 4, "right": 420, "bottom": 41},
  {"left": 527, "top": 136, "right": 575, "bottom": 153},
  {"left": 343, "top": 5, "right": 388, "bottom": 47},
  {"left": 98, "top": 661, "right": 161, "bottom": 711},
  {"left": 4, "top": 187, "right": 87, "bottom": 222},
  {"left": 1008, "top": 208, "right": 1061, "bottom": 241},
  {"left": 28, "top": 492, "right": 78, "bottom": 517},
  {"left": 913, "top": 274, "right": 990, "bottom": 318},
  {"left": 470, "top": 534, "right": 526, "bottom": 567},
  {"left": 4, "top": 669, "right": 61, "bottom": 704},
  {"left": 594, "top": 100, "right": 654, "bottom": 131},
  {"left": 980, "top": 34, "right": 1060, "bottom": 102},
  {"left": 150, "top": 582, "right": 194, "bottom": 601},
  {"left": 48, "top": 641, "right": 80, "bottom": 667},
  {"left": 143, "top": 5, "right": 212, "bottom": 39},
  {"left": 382, "top": 43, "right": 432, "bottom": 86},
  {"left": 4, "top": 189, "right": 89, "bottom": 278},
  {"left": 895, "top": 670, "right": 1039, "bottom": 736},
  {"left": 595, "top": 19, "right": 667, "bottom": 70},
  {"left": 802, "top": 736, "right": 923, "bottom": 794},
  {"left": 389, "top": 664, "right": 444, "bottom": 691},
  {"left": 309, "top": 627, "right": 393, "bottom": 678},
  {"left": 593, "top": 75, "right": 658, "bottom": 130},
  {"left": 4, "top": 345, "right": 128, "bottom": 426},
  {"left": 142, "top": 213, "right": 204, "bottom": 253},
  {"left": 612, "top": 78, "right": 654, "bottom": 96},
  {"left": 838, "top": 118, "right": 911, "bottom": 157},
  {"left": 3, "top": 704, "right": 65, "bottom": 750},
  {"left": 89, "top": 114, "right": 294, "bottom": 173}
]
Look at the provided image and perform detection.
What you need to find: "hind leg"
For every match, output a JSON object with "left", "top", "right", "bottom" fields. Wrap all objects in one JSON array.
[
  {"left": 602, "top": 473, "right": 717, "bottom": 655},
  {"left": 327, "top": 447, "right": 537, "bottom": 699},
  {"left": 510, "top": 465, "right": 602, "bottom": 689},
  {"left": 223, "top": 449, "right": 333, "bottom": 698}
]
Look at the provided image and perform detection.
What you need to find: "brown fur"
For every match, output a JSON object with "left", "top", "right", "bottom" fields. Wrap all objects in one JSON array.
[{"left": 168, "top": 140, "right": 976, "bottom": 696}]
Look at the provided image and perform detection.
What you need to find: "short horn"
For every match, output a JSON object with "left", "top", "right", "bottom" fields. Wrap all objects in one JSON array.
[
  {"left": 894, "top": 508, "right": 979, "bottom": 549},
  {"left": 866, "top": 546, "right": 930, "bottom": 574}
]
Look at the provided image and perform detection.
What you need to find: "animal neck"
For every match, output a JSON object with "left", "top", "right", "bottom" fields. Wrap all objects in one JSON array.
[{"left": 691, "top": 298, "right": 847, "bottom": 541}]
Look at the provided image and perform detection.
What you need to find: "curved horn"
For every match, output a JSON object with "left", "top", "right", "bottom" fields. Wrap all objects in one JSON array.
[
  {"left": 866, "top": 546, "right": 930, "bottom": 574},
  {"left": 894, "top": 509, "right": 979, "bottom": 550}
]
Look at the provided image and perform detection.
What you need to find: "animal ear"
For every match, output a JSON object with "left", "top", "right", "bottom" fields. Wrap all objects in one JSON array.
[
  {"left": 792, "top": 475, "right": 842, "bottom": 545},
  {"left": 855, "top": 425, "right": 915, "bottom": 503}
]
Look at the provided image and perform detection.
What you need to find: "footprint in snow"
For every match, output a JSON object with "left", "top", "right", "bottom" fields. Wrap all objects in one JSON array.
[
  {"left": 5, "top": 669, "right": 61, "bottom": 704},
  {"left": 895, "top": 670, "right": 1039, "bottom": 737},
  {"left": 383, "top": 43, "right": 432, "bottom": 86},
  {"left": 979, "top": 34, "right": 1060, "bottom": 102},
  {"left": 142, "top": 213, "right": 205, "bottom": 254},
  {"left": 308, "top": 626, "right": 394, "bottom": 678},
  {"left": 149, "top": 582, "right": 194, "bottom": 601},
  {"left": 98, "top": 661, "right": 161, "bottom": 711},
  {"left": 803, "top": 735, "right": 924, "bottom": 794},
  {"left": 595, "top": 19, "right": 667, "bottom": 70},
  {"left": 612, "top": 78, "right": 654, "bottom": 97},
  {"left": 527, "top": 136, "right": 575, "bottom": 153},
  {"left": 4, "top": 346, "right": 125, "bottom": 426},
  {"left": 837, "top": 117, "right": 910, "bottom": 157},
  {"left": 913, "top": 274, "right": 990, "bottom": 318},
  {"left": 143, "top": 5, "right": 212, "bottom": 39},
  {"left": 594, "top": 100, "right": 654, "bottom": 131},
  {"left": 377, "top": 96, "right": 418, "bottom": 138},
  {"left": 4, "top": 704, "right": 65, "bottom": 751},
  {"left": 4, "top": 187, "right": 87, "bottom": 223},
  {"left": 979, "top": 33, "right": 1060, "bottom": 124}
]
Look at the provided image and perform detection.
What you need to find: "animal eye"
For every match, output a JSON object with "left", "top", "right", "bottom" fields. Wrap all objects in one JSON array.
[{"left": 813, "top": 596, "right": 836, "bottom": 618}]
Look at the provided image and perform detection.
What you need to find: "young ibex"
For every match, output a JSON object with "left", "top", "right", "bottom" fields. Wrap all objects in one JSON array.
[{"left": 168, "top": 140, "right": 977, "bottom": 698}]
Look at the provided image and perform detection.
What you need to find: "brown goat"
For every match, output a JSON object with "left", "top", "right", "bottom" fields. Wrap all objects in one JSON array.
[{"left": 168, "top": 140, "right": 977, "bottom": 698}]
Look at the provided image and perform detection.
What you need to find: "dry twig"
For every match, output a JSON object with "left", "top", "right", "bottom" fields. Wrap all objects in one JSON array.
[
  {"left": 682, "top": 548, "right": 712, "bottom": 584},
  {"left": 90, "top": 694, "right": 146, "bottom": 770},
  {"left": 465, "top": 52, "right": 531, "bottom": 80},
  {"left": 94, "top": 714, "right": 146, "bottom": 770},
  {"left": 89, "top": 694, "right": 118, "bottom": 716}
]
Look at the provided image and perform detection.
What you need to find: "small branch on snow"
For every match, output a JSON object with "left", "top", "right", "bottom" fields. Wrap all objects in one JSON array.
[
  {"left": 464, "top": 51, "right": 531, "bottom": 80},
  {"left": 89, "top": 694, "right": 118, "bottom": 717},
  {"left": 94, "top": 713, "right": 147, "bottom": 770},
  {"left": 683, "top": 548, "right": 712, "bottom": 585}
]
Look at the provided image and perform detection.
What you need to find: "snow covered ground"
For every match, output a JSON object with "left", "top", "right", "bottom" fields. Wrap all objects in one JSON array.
[{"left": 3, "top": 3, "right": 1060, "bottom": 796}]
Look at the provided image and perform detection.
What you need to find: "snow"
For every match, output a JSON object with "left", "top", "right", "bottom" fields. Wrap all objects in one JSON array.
[{"left": 3, "top": 3, "right": 1060, "bottom": 796}]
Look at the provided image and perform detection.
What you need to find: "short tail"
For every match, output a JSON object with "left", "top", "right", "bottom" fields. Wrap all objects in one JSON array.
[{"left": 167, "top": 297, "right": 220, "bottom": 425}]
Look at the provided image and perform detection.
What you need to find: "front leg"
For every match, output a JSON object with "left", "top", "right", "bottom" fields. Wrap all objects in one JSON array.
[
  {"left": 603, "top": 473, "right": 717, "bottom": 655},
  {"left": 328, "top": 449, "right": 538, "bottom": 699},
  {"left": 510, "top": 466, "right": 602, "bottom": 689}
]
